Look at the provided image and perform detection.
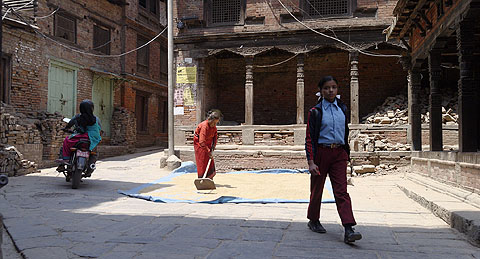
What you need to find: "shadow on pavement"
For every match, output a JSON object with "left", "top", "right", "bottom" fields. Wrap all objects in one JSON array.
[{"left": 1, "top": 172, "right": 479, "bottom": 258}]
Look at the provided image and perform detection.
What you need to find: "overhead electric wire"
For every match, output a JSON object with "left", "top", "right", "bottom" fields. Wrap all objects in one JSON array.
[
  {"left": 4, "top": 2, "right": 167, "bottom": 58},
  {"left": 34, "top": 7, "right": 59, "bottom": 19},
  {"left": 276, "top": 0, "right": 402, "bottom": 58}
]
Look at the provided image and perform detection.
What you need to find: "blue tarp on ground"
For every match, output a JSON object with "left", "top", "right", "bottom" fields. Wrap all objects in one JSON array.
[{"left": 118, "top": 162, "right": 335, "bottom": 204}]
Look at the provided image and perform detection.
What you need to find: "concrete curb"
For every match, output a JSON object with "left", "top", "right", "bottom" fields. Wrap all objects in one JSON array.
[{"left": 397, "top": 176, "right": 480, "bottom": 247}]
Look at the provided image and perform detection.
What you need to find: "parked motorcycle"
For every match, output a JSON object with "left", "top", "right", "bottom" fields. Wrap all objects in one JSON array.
[{"left": 56, "top": 129, "right": 97, "bottom": 189}]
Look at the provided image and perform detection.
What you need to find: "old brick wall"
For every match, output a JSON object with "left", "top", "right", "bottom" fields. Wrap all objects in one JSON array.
[
  {"left": 123, "top": 0, "right": 168, "bottom": 147},
  {"left": 175, "top": 0, "right": 399, "bottom": 36},
  {"left": 213, "top": 55, "right": 246, "bottom": 125},
  {"left": 359, "top": 48, "right": 407, "bottom": 119},
  {"left": 304, "top": 50, "right": 351, "bottom": 117},
  {"left": 2, "top": 27, "right": 44, "bottom": 113},
  {"left": 254, "top": 51, "right": 297, "bottom": 125},
  {"left": 35, "top": 0, "right": 124, "bottom": 116},
  {"left": 110, "top": 107, "right": 136, "bottom": 150}
]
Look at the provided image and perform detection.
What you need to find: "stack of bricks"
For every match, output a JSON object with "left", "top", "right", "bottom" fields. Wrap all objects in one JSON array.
[
  {"left": 110, "top": 107, "right": 137, "bottom": 151},
  {"left": 34, "top": 112, "right": 68, "bottom": 162},
  {"left": 0, "top": 146, "right": 39, "bottom": 176},
  {"left": 217, "top": 132, "right": 242, "bottom": 145},
  {"left": 0, "top": 105, "right": 41, "bottom": 176},
  {"left": 0, "top": 106, "right": 42, "bottom": 146},
  {"left": 254, "top": 131, "right": 294, "bottom": 145}
]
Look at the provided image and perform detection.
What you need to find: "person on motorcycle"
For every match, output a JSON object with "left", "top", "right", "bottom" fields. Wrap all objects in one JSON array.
[{"left": 56, "top": 100, "right": 102, "bottom": 177}]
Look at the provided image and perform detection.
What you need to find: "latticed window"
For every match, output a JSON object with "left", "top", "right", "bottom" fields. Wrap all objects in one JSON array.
[
  {"left": 304, "top": 0, "right": 353, "bottom": 17},
  {"left": 207, "top": 0, "right": 245, "bottom": 26}
]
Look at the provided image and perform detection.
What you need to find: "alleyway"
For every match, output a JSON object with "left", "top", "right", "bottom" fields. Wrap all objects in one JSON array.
[{"left": 1, "top": 151, "right": 479, "bottom": 258}]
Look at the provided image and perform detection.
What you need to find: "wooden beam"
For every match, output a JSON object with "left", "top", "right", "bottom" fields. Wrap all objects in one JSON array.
[
  {"left": 413, "top": 18, "right": 427, "bottom": 36},
  {"left": 398, "top": 0, "right": 429, "bottom": 39},
  {"left": 419, "top": 11, "right": 433, "bottom": 30}
]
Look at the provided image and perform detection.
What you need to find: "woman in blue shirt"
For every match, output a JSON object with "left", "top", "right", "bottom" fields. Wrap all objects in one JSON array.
[{"left": 305, "top": 76, "right": 362, "bottom": 244}]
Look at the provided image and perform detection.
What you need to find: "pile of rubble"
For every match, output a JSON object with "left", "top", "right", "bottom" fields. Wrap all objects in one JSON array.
[
  {"left": 0, "top": 146, "right": 38, "bottom": 176},
  {"left": 348, "top": 164, "right": 398, "bottom": 177},
  {"left": 0, "top": 106, "right": 42, "bottom": 146},
  {"left": 34, "top": 112, "right": 68, "bottom": 161},
  {"left": 0, "top": 104, "right": 42, "bottom": 176},
  {"left": 362, "top": 88, "right": 459, "bottom": 125},
  {"left": 349, "top": 130, "right": 411, "bottom": 152}
]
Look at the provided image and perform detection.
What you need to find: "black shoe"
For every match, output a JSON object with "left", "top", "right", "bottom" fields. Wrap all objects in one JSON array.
[
  {"left": 307, "top": 220, "right": 327, "bottom": 233},
  {"left": 344, "top": 227, "right": 362, "bottom": 243}
]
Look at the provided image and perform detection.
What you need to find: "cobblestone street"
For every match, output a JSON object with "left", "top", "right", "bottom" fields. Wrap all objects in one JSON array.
[{"left": 1, "top": 150, "right": 479, "bottom": 259}]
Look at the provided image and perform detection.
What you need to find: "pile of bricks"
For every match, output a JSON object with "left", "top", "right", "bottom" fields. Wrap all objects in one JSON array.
[
  {"left": 349, "top": 129, "right": 411, "bottom": 152},
  {"left": 110, "top": 107, "right": 136, "bottom": 150},
  {"left": 217, "top": 132, "right": 242, "bottom": 145},
  {"left": 0, "top": 105, "right": 41, "bottom": 176},
  {"left": 0, "top": 146, "right": 39, "bottom": 176},
  {"left": 254, "top": 131, "right": 294, "bottom": 145},
  {"left": 0, "top": 106, "right": 42, "bottom": 146},
  {"left": 362, "top": 88, "right": 458, "bottom": 125},
  {"left": 34, "top": 112, "right": 68, "bottom": 162}
]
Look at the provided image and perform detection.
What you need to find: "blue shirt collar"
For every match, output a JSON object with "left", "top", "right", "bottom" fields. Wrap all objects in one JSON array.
[{"left": 322, "top": 98, "right": 338, "bottom": 110}]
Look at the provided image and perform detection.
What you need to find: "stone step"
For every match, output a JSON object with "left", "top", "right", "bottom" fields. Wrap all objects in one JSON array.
[{"left": 396, "top": 173, "right": 480, "bottom": 247}]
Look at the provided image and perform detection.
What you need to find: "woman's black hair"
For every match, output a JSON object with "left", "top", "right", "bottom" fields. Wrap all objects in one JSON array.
[
  {"left": 206, "top": 109, "right": 223, "bottom": 121},
  {"left": 317, "top": 76, "right": 338, "bottom": 89},
  {"left": 78, "top": 100, "right": 96, "bottom": 127}
]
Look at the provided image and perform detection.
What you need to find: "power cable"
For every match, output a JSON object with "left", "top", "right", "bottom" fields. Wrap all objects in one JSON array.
[
  {"left": 276, "top": 0, "right": 402, "bottom": 58},
  {"left": 4, "top": 3, "right": 167, "bottom": 58},
  {"left": 34, "top": 7, "right": 59, "bottom": 19},
  {"left": 255, "top": 53, "right": 299, "bottom": 68}
]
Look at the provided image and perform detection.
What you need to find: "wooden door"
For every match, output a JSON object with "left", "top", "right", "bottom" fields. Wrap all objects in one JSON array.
[
  {"left": 92, "top": 76, "right": 114, "bottom": 137},
  {"left": 47, "top": 63, "right": 76, "bottom": 118}
]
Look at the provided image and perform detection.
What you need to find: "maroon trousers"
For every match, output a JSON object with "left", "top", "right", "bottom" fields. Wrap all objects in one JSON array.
[{"left": 307, "top": 145, "right": 356, "bottom": 226}]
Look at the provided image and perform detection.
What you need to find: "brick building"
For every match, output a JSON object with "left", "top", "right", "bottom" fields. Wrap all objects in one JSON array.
[
  {"left": 172, "top": 0, "right": 408, "bottom": 145},
  {"left": 172, "top": 0, "right": 407, "bottom": 125},
  {"left": 1, "top": 0, "right": 169, "bottom": 161}
]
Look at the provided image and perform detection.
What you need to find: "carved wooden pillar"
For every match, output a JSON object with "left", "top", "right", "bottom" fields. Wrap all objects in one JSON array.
[
  {"left": 428, "top": 47, "right": 443, "bottom": 151},
  {"left": 349, "top": 51, "right": 360, "bottom": 124},
  {"left": 245, "top": 56, "right": 254, "bottom": 125},
  {"left": 476, "top": 55, "right": 480, "bottom": 150},
  {"left": 296, "top": 53, "right": 305, "bottom": 124},
  {"left": 196, "top": 58, "right": 205, "bottom": 124},
  {"left": 408, "top": 62, "right": 423, "bottom": 151},
  {"left": 457, "top": 18, "right": 478, "bottom": 152}
]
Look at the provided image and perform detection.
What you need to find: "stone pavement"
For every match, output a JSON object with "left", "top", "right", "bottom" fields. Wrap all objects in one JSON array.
[{"left": 0, "top": 150, "right": 479, "bottom": 259}]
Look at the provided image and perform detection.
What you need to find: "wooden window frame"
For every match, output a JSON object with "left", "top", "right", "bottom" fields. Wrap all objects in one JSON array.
[
  {"left": 93, "top": 24, "right": 111, "bottom": 55},
  {"left": 160, "top": 44, "right": 167, "bottom": 81},
  {"left": 54, "top": 11, "right": 77, "bottom": 43},
  {"left": 138, "top": 0, "right": 160, "bottom": 24},
  {"left": 301, "top": 0, "right": 355, "bottom": 18},
  {"left": 136, "top": 35, "right": 150, "bottom": 75},
  {"left": 205, "top": 0, "right": 246, "bottom": 27},
  {"left": 0, "top": 54, "right": 12, "bottom": 104},
  {"left": 135, "top": 91, "right": 149, "bottom": 133},
  {"left": 158, "top": 98, "right": 167, "bottom": 133}
]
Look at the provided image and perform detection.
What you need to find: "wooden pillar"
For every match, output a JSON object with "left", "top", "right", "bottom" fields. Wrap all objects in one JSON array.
[
  {"left": 196, "top": 58, "right": 205, "bottom": 124},
  {"left": 296, "top": 54, "right": 305, "bottom": 124},
  {"left": 476, "top": 55, "right": 480, "bottom": 151},
  {"left": 408, "top": 64, "right": 423, "bottom": 151},
  {"left": 245, "top": 56, "right": 254, "bottom": 125},
  {"left": 456, "top": 18, "right": 478, "bottom": 152},
  {"left": 349, "top": 51, "right": 360, "bottom": 124},
  {"left": 428, "top": 47, "right": 443, "bottom": 151}
]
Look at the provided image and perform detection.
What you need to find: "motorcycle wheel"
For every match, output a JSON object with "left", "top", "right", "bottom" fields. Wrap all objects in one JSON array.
[{"left": 71, "top": 168, "right": 82, "bottom": 189}]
